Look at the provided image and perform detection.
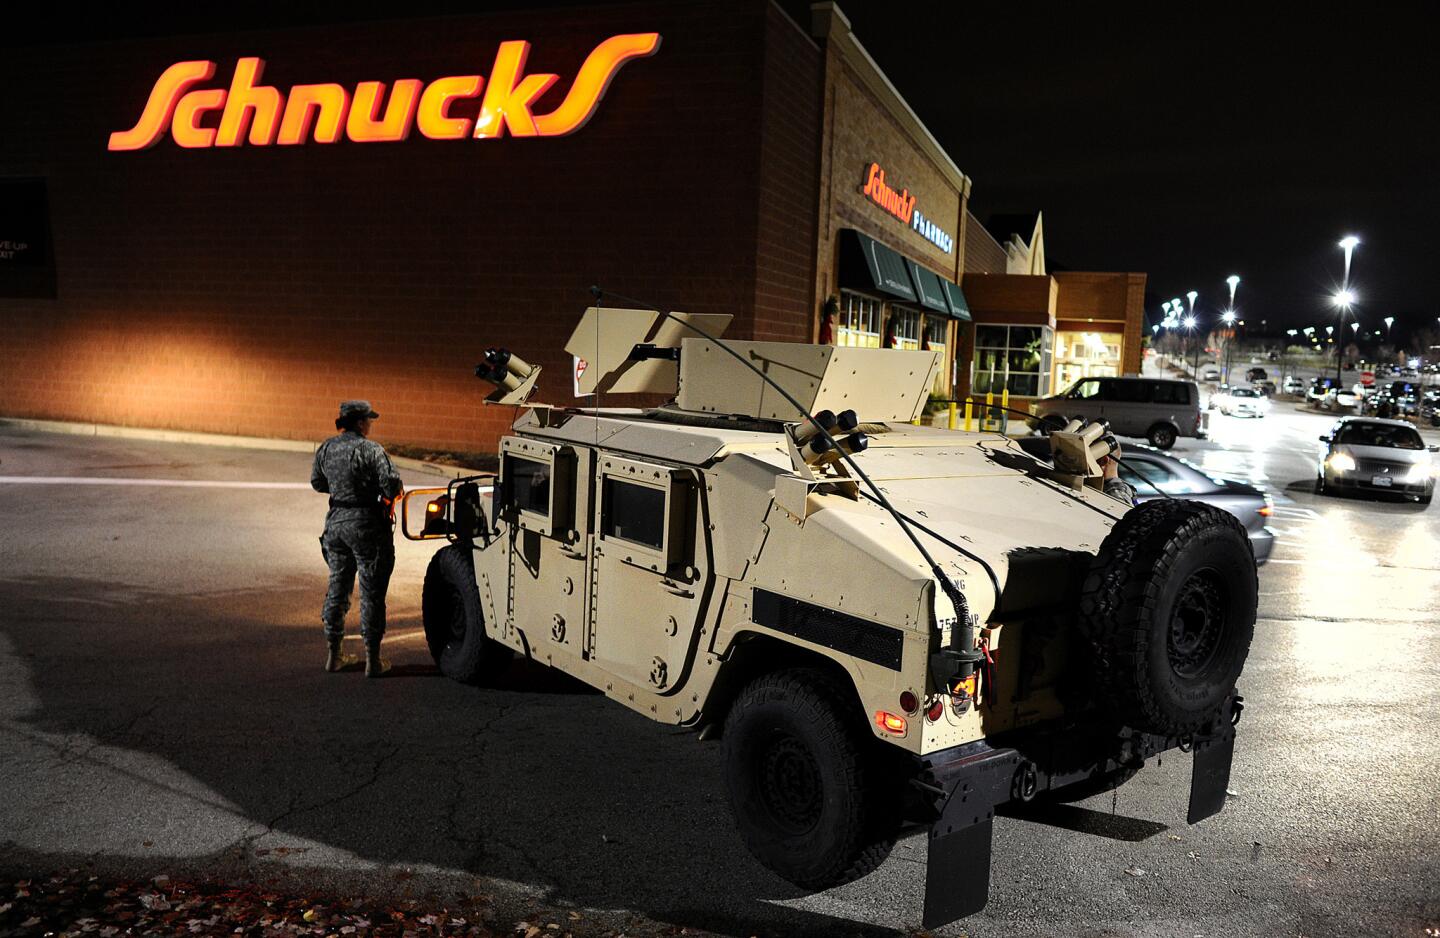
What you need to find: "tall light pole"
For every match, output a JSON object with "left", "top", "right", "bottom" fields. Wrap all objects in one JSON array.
[
  {"left": 1334, "top": 235, "right": 1360, "bottom": 385},
  {"left": 1221, "top": 310, "right": 1237, "bottom": 384},
  {"left": 1186, "top": 291, "right": 1200, "bottom": 375}
]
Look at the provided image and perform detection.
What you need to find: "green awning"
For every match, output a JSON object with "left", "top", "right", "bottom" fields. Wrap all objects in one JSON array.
[
  {"left": 906, "top": 260, "right": 951, "bottom": 314},
  {"left": 838, "top": 229, "right": 917, "bottom": 303},
  {"left": 941, "top": 279, "right": 971, "bottom": 321}
]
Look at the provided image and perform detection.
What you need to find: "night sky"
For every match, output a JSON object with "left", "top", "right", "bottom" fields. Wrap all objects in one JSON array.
[
  {"left": 838, "top": 2, "right": 1439, "bottom": 343},
  {"left": 15, "top": 2, "right": 1439, "bottom": 344}
]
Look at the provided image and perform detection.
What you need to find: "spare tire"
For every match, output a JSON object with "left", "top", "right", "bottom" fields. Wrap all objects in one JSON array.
[{"left": 1078, "top": 500, "right": 1256, "bottom": 735}]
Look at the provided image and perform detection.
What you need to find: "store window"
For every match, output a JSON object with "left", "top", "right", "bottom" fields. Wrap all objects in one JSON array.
[
  {"left": 887, "top": 306, "right": 920, "bottom": 350},
  {"left": 837, "top": 291, "right": 882, "bottom": 348},
  {"left": 922, "top": 314, "right": 950, "bottom": 395},
  {"left": 1054, "top": 330, "right": 1122, "bottom": 391},
  {"left": 973, "top": 325, "right": 1053, "bottom": 397}
]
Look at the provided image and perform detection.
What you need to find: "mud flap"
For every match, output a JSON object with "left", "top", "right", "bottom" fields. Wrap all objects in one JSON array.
[
  {"left": 1186, "top": 729, "right": 1235, "bottom": 824},
  {"left": 920, "top": 745, "right": 1017, "bottom": 929},
  {"left": 923, "top": 818, "right": 993, "bottom": 928}
]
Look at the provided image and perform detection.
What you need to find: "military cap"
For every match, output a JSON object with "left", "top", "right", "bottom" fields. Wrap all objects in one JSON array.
[{"left": 338, "top": 400, "right": 380, "bottom": 420}]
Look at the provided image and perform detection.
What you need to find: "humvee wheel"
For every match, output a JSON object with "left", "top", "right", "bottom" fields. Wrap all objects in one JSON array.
[
  {"left": 722, "top": 669, "right": 896, "bottom": 890},
  {"left": 1079, "top": 500, "right": 1256, "bottom": 736},
  {"left": 422, "top": 544, "right": 512, "bottom": 685}
]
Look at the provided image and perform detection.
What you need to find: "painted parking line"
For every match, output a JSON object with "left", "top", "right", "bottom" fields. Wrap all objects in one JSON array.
[{"left": 0, "top": 476, "right": 313, "bottom": 489}]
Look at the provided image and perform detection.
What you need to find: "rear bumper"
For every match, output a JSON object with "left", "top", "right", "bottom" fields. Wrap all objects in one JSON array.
[
  {"left": 1250, "top": 527, "right": 1275, "bottom": 564},
  {"left": 914, "top": 694, "right": 1243, "bottom": 929}
]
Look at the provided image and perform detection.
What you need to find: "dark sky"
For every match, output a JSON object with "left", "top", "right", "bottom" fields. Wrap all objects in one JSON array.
[
  {"left": 15, "top": 1, "right": 1439, "bottom": 342},
  {"left": 835, "top": 2, "right": 1440, "bottom": 342}
]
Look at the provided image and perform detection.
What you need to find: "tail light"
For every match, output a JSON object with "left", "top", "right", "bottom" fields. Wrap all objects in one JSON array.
[
  {"left": 925, "top": 699, "right": 945, "bottom": 722},
  {"left": 875, "top": 711, "right": 907, "bottom": 735}
]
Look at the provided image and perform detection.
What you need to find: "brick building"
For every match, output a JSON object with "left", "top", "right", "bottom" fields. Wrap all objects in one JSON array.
[{"left": 0, "top": 1, "right": 1135, "bottom": 451}]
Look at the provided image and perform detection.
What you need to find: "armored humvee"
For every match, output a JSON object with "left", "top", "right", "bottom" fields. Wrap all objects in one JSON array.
[{"left": 401, "top": 306, "right": 1254, "bottom": 928}]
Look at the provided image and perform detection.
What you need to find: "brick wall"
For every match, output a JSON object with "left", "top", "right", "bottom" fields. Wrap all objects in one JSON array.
[
  {"left": 812, "top": 42, "right": 965, "bottom": 315},
  {"left": 750, "top": 4, "right": 823, "bottom": 343},
  {"left": 1053, "top": 271, "right": 1148, "bottom": 375},
  {"left": 962, "top": 209, "right": 1006, "bottom": 274},
  {"left": 0, "top": 1, "right": 814, "bottom": 453}
]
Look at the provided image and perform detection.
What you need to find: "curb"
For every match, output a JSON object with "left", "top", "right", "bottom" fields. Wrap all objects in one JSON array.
[{"left": 0, "top": 417, "right": 479, "bottom": 479}]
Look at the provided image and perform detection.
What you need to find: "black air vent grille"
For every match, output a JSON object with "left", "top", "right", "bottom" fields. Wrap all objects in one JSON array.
[{"left": 752, "top": 589, "right": 904, "bottom": 670}]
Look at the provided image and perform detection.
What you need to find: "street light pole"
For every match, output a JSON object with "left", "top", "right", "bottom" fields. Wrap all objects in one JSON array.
[
  {"left": 1334, "top": 236, "right": 1360, "bottom": 387},
  {"left": 1224, "top": 275, "right": 1240, "bottom": 383},
  {"left": 1186, "top": 291, "right": 1200, "bottom": 376}
]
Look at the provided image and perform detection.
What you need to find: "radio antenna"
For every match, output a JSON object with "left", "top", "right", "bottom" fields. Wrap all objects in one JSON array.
[{"left": 587, "top": 285, "right": 983, "bottom": 682}]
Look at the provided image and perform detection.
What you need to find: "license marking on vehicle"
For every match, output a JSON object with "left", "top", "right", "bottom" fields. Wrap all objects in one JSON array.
[{"left": 1371, "top": 476, "right": 1392, "bottom": 487}]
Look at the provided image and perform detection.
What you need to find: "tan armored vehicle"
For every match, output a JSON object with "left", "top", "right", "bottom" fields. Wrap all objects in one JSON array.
[{"left": 401, "top": 303, "right": 1254, "bottom": 928}]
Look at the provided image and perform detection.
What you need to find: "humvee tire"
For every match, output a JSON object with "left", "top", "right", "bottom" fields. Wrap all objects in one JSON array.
[
  {"left": 422, "top": 544, "right": 513, "bottom": 684},
  {"left": 1079, "top": 500, "right": 1256, "bottom": 736},
  {"left": 722, "top": 669, "right": 897, "bottom": 889}
]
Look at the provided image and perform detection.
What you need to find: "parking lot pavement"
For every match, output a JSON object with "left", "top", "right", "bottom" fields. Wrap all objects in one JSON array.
[{"left": 3, "top": 424, "right": 1438, "bottom": 938}]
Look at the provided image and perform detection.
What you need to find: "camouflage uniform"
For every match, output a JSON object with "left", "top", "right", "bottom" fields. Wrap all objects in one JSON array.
[
  {"left": 1103, "top": 477, "right": 1138, "bottom": 505},
  {"left": 311, "top": 416, "right": 403, "bottom": 648}
]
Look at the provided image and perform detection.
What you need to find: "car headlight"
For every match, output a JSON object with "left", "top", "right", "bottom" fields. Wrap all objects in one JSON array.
[
  {"left": 1406, "top": 463, "right": 1437, "bottom": 483},
  {"left": 1328, "top": 452, "right": 1356, "bottom": 473}
]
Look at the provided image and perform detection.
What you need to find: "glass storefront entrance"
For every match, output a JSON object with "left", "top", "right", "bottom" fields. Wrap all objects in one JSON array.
[{"left": 1054, "top": 329, "right": 1122, "bottom": 392}]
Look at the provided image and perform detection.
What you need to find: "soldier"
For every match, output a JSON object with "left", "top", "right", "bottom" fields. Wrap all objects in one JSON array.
[{"left": 311, "top": 400, "right": 404, "bottom": 677}]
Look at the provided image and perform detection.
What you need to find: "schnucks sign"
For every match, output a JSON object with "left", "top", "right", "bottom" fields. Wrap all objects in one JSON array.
[
  {"left": 861, "top": 162, "right": 954, "bottom": 255},
  {"left": 108, "top": 33, "right": 661, "bottom": 151}
]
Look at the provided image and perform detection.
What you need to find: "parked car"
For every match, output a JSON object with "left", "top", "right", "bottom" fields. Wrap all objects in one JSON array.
[
  {"left": 1032, "top": 376, "right": 1205, "bottom": 449},
  {"left": 1307, "top": 376, "right": 1342, "bottom": 403},
  {"left": 1018, "top": 437, "right": 1274, "bottom": 563},
  {"left": 1316, "top": 417, "right": 1437, "bottom": 504},
  {"left": 1323, "top": 386, "right": 1362, "bottom": 411},
  {"left": 1208, "top": 384, "right": 1231, "bottom": 411},
  {"left": 1220, "top": 386, "right": 1268, "bottom": 417},
  {"left": 1199, "top": 364, "right": 1222, "bottom": 382},
  {"left": 1245, "top": 367, "right": 1269, "bottom": 383},
  {"left": 1282, "top": 375, "right": 1305, "bottom": 395}
]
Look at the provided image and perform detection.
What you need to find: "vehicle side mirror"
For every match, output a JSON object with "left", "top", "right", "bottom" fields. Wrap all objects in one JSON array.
[
  {"left": 1318, "top": 435, "right": 1331, "bottom": 443},
  {"left": 400, "top": 487, "right": 453, "bottom": 540},
  {"left": 1430, "top": 444, "right": 1440, "bottom": 453}
]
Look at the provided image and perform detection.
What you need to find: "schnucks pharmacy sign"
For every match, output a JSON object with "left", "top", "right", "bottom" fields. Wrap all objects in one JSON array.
[
  {"left": 107, "top": 33, "right": 661, "bottom": 150},
  {"left": 860, "top": 162, "right": 954, "bottom": 255}
]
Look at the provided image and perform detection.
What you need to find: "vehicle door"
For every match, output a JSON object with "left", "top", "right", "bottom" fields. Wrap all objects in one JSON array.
[
  {"left": 497, "top": 438, "right": 593, "bottom": 662},
  {"left": 1103, "top": 379, "right": 1151, "bottom": 436},
  {"left": 587, "top": 453, "right": 713, "bottom": 695},
  {"left": 1064, "top": 378, "right": 1106, "bottom": 423}
]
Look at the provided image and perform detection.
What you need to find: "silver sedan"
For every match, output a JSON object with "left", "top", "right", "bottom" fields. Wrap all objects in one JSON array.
[{"left": 1018, "top": 438, "right": 1274, "bottom": 564}]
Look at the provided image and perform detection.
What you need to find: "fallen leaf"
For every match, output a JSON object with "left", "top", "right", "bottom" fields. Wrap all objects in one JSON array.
[
  {"left": 21, "top": 917, "right": 41, "bottom": 928},
  {"left": 1123, "top": 866, "right": 1146, "bottom": 877},
  {"left": 303, "top": 908, "right": 320, "bottom": 922}
]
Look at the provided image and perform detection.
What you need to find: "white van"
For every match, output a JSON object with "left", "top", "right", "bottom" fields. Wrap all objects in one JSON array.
[{"left": 1033, "top": 376, "right": 1205, "bottom": 449}]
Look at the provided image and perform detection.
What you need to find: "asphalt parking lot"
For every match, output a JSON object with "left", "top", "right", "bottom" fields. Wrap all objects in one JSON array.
[{"left": 2, "top": 419, "right": 1437, "bottom": 937}]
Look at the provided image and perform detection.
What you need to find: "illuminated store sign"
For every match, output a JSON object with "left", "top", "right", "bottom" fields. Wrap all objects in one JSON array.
[
  {"left": 108, "top": 33, "right": 662, "bottom": 151},
  {"left": 861, "top": 162, "right": 954, "bottom": 255}
]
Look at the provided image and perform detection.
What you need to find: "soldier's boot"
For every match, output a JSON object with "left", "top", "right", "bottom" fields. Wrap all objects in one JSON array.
[
  {"left": 365, "top": 642, "right": 390, "bottom": 678},
  {"left": 325, "top": 637, "right": 359, "bottom": 672}
]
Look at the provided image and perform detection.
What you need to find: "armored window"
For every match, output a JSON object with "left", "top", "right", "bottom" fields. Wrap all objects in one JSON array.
[
  {"left": 601, "top": 478, "right": 665, "bottom": 550},
  {"left": 498, "top": 438, "right": 573, "bottom": 538},
  {"left": 595, "top": 455, "right": 686, "bottom": 572},
  {"left": 508, "top": 457, "right": 550, "bottom": 515}
]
